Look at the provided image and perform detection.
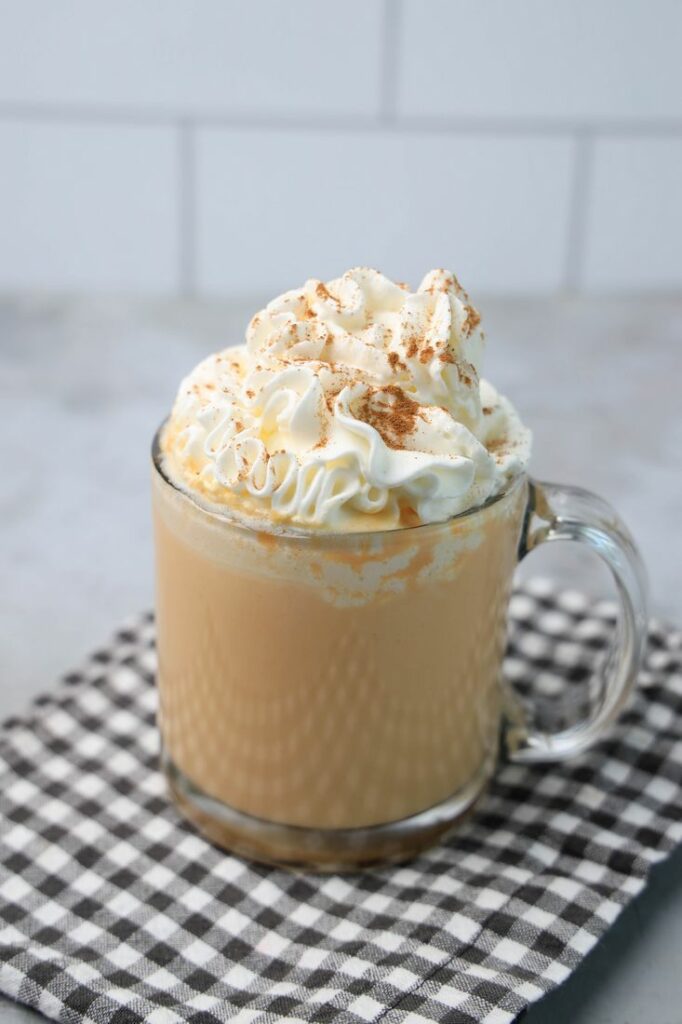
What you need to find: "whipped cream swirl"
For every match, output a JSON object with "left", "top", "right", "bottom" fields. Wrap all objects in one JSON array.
[{"left": 162, "top": 268, "right": 531, "bottom": 532}]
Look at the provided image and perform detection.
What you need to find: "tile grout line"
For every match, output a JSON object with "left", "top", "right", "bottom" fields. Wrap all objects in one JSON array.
[
  {"left": 563, "top": 131, "right": 594, "bottom": 293},
  {"left": 1, "top": 102, "right": 681, "bottom": 137},
  {"left": 178, "top": 120, "right": 196, "bottom": 297},
  {"left": 380, "top": 0, "right": 402, "bottom": 122}
]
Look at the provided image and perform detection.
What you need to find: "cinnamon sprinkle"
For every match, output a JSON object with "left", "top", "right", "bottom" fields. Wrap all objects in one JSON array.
[
  {"left": 315, "top": 281, "right": 340, "bottom": 307},
  {"left": 324, "top": 379, "right": 347, "bottom": 413},
  {"left": 387, "top": 351, "right": 406, "bottom": 372},
  {"left": 462, "top": 303, "right": 481, "bottom": 336},
  {"left": 452, "top": 274, "right": 469, "bottom": 302},
  {"left": 458, "top": 363, "right": 476, "bottom": 387},
  {"left": 356, "top": 385, "right": 423, "bottom": 450},
  {"left": 487, "top": 437, "right": 508, "bottom": 454}
]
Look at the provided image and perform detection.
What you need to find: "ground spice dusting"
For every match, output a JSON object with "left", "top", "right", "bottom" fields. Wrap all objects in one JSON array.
[
  {"left": 418, "top": 345, "right": 434, "bottom": 364},
  {"left": 324, "top": 379, "right": 347, "bottom": 413},
  {"left": 387, "top": 351, "right": 406, "bottom": 372},
  {"left": 452, "top": 274, "right": 469, "bottom": 302},
  {"left": 315, "top": 282, "right": 340, "bottom": 307},
  {"left": 462, "top": 303, "right": 481, "bottom": 336},
  {"left": 406, "top": 337, "right": 419, "bottom": 359},
  {"left": 487, "top": 436, "right": 510, "bottom": 456},
  {"left": 458, "top": 363, "right": 476, "bottom": 388},
  {"left": 356, "top": 385, "right": 423, "bottom": 450}
]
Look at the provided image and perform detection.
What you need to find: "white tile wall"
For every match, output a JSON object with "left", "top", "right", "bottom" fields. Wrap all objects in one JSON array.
[
  {"left": 0, "top": 122, "right": 178, "bottom": 291},
  {"left": 0, "top": 0, "right": 383, "bottom": 117},
  {"left": 0, "top": 0, "right": 680, "bottom": 297},
  {"left": 397, "top": 0, "right": 682, "bottom": 123},
  {"left": 582, "top": 138, "right": 682, "bottom": 291},
  {"left": 197, "top": 129, "right": 574, "bottom": 295}
]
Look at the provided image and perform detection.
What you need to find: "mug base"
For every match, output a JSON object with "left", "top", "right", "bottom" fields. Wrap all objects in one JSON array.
[{"left": 163, "top": 751, "right": 494, "bottom": 871}]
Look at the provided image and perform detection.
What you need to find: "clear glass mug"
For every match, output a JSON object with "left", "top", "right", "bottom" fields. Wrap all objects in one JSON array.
[{"left": 151, "top": 428, "right": 647, "bottom": 869}]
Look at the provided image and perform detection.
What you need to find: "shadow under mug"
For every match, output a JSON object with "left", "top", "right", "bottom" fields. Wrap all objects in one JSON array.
[{"left": 151, "top": 429, "right": 647, "bottom": 869}]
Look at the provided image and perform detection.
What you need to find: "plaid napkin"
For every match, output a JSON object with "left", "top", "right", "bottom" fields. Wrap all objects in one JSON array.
[{"left": 0, "top": 580, "right": 681, "bottom": 1024}]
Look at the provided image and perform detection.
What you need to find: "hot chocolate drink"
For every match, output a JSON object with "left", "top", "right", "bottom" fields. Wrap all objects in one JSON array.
[
  {"left": 153, "top": 464, "right": 526, "bottom": 835},
  {"left": 152, "top": 267, "right": 644, "bottom": 866}
]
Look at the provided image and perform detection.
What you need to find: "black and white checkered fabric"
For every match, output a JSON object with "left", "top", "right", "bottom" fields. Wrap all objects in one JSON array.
[{"left": 1, "top": 579, "right": 681, "bottom": 1024}]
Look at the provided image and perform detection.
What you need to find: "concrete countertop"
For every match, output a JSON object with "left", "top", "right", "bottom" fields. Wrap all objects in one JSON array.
[{"left": 1, "top": 294, "right": 681, "bottom": 1023}]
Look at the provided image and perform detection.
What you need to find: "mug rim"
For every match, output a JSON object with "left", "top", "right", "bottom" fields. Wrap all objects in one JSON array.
[{"left": 151, "top": 420, "right": 527, "bottom": 542}]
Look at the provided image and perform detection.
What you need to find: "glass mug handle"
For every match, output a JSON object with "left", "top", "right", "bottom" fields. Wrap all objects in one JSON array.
[{"left": 506, "top": 478, "right": 648, "bottom": 764}]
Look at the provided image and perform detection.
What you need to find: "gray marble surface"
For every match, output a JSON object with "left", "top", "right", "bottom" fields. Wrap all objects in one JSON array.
[{"left": 1, "top": 294, "right": 681, "bottom": 1023}]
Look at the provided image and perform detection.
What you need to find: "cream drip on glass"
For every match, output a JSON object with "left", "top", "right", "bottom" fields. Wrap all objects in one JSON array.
[{"left": 161, "top": 267, "right": 531, "bottom": 532}]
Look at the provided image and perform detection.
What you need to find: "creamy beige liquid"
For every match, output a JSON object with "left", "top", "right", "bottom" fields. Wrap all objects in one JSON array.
[{"left": 153, "top": 466, "right": 527, "bottom": 833}]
